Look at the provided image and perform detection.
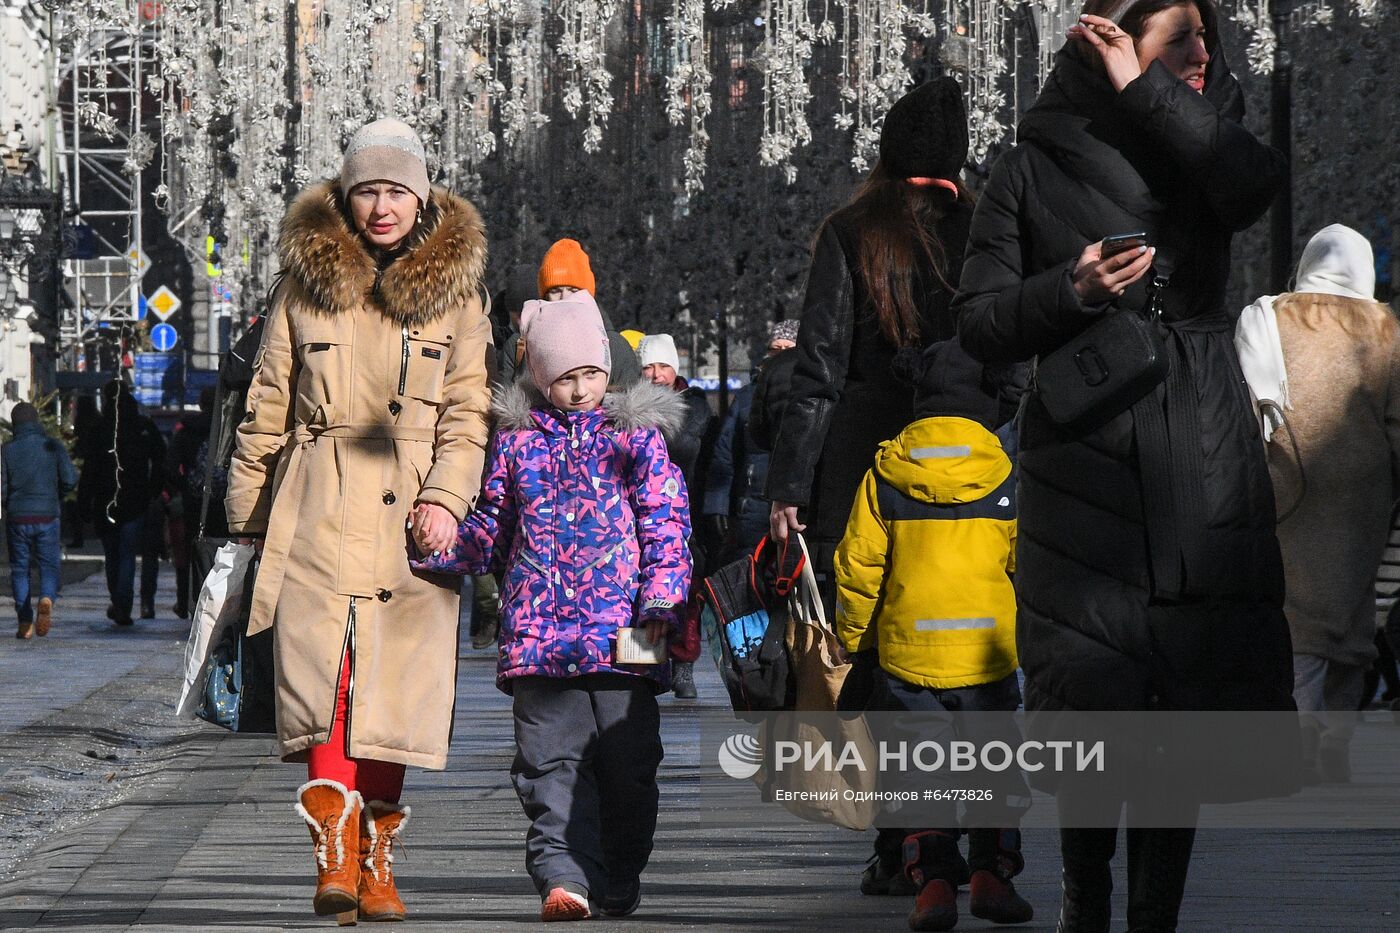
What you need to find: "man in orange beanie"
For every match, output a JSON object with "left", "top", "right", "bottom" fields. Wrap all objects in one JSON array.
[{"left": 535, "top": 239, "right": 640, "bottom": 387}]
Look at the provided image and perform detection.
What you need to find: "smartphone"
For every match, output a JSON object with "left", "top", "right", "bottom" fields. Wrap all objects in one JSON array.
[{"left": 1100, "top": 232, "right": 1149, "bottom": 257}]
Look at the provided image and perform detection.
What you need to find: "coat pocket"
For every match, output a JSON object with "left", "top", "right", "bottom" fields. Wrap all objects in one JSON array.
[
  {"left": 402, "top": 322, "right": 453, "bottom": 404},
  {"left": 292, "top": 316, "right": 346, "bottom": 416}
]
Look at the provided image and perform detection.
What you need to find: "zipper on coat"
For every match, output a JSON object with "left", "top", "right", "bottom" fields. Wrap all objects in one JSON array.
[
  {"left": 346, "top": 598, "right": 357, "bottom": 752},
  {"left": 398, "top": 326, "right": 410, "bottom": 395},
  {"left": 1146, "top": 274, "right": 1171, "bottom": 320},
  {"left": 327, "top": 598, "right": 356, "bottom": 755}
]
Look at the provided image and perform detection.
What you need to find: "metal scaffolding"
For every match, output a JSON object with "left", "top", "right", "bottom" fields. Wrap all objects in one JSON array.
[{"left": 53, "top": 4, "right": 150, "bottom": 362}]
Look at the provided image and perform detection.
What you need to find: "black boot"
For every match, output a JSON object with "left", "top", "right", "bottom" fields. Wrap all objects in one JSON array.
[
  {"left": 671, "top": 660, "right": 698, "bottom": 699},
  {"left": 1124, "top": 827, "right": 1195, "bottom": 933},
  {"left": 904, "top": 830, "right": 962, "bottom": 931},
  {"left": 861, "top": 828, "right": 918, "bottom": 895},
  {"left": 968, "top": 828, "right": 1033, "bottom": 924},
  {"left": 1057, "top": 827, "right": 1115, "bottom": 933}
]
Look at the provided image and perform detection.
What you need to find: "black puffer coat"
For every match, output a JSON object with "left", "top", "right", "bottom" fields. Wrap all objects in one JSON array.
[
  {"left": 955, "top": 48, "right": 1294, "bottom": 715},
  {"left": 767, "top": 199, "right": 973, "bottom": 571},
  {"left": 663, "top": 379, "right": 718, "bottom": 503}
]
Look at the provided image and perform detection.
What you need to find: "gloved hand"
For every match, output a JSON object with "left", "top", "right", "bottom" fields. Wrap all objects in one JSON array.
[{"left": 704, "top": 513, "right": 730, "bottom": 544}]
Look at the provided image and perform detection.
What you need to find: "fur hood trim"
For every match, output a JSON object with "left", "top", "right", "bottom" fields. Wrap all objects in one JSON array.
[
  {"left": 278, "top": 179, "right": 487, "bottom": 326},
  {"left": 492, "top": 379, "right": 688, "bottom": 436}
]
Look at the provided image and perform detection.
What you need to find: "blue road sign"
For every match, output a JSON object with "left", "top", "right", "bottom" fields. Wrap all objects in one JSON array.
[
  {"left": 150, "top": 322, "right": 179, "bottom": 352},
  {"left": 137, "top": 293, "right": 148, "bottom": 320}
]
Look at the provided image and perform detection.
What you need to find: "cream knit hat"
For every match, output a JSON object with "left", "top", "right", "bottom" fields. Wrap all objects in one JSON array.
[
  {"left": 339, "top": 118, "right": 430, "bottom": 204},
  {"left": 638, "top": 334, "right": 681, "bottom": 372}
]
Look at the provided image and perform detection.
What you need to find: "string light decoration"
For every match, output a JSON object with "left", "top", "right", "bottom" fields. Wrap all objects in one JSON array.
[{"left": 45, "top": 0, "right": 1384, "bottom": 307}]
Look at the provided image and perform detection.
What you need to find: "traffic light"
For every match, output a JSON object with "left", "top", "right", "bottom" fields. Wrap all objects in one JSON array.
[{"left": 205, "top": 235, "right": 222, "bottom": 278}]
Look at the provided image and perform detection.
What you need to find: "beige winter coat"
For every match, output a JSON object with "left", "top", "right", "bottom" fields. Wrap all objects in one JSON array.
[
  {"left": 225, "top": 180, "right": 493, "bottom": 768},
  {"left": 1269, "top": 293, "right": 1400, "bottom": 668}
]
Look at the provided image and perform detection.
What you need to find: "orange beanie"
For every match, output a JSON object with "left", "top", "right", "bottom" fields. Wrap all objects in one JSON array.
[{"left": 538, "top": 239, "right": 597, "bottom": 297}]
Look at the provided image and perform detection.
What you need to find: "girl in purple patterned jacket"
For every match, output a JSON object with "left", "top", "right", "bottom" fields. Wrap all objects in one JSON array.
[{"left": 411, "top": 293, "right": 692, "bottom": 922}]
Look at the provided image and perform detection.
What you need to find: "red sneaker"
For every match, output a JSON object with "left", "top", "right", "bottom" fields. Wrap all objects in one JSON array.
[
  {"left": 908, "top": 879, "right": 958, "bottom": 931},
  {"left": 541, "top": 886, "right": 591, "bottom": 922}
]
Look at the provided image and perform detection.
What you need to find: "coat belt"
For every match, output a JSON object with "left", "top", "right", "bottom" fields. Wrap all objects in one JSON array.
[
  {"left": 246, "top": 420, "right": 435, "bottom": 635},
  {"left": 293, "top": 422, "right": 437, "bottom": 444}
]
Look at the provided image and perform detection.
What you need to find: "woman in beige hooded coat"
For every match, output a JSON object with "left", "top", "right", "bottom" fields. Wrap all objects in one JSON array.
[
  {"left": 1237, "top": 223, "right": 1400, "bottom": 783},
  {"left": 226, "top": 119, "right": 493, "bottom": 922}
]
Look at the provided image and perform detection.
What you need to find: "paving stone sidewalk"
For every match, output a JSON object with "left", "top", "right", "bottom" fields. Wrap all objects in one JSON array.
[{"left": 1, "top": 567, "right": 1399, "bottom": 930}]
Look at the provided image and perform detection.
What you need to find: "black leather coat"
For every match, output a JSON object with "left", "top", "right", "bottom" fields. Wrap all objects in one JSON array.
[
  {"left": 955, "top": 49, "right": 1295, "bottom": 716},
  {"left": 766, "top": 200, "right": 973, "bottom": 568}
]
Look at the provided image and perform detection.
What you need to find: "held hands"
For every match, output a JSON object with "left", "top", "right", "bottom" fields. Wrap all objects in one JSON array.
[
  {"left": 236, "top": 537, "right": 265, "bottom": 556},
  {"left": 408, "top": 502, "right": 456, "bottom": 556},
  {"left": 769, "top": 501, "right": 806, "bottom": 542},
  {"left": 1067, "top": 14, "right": 1142, "bottom": 93},
  {"left": 1073, "top": 240, "right": 1156, "bottom": 304}
]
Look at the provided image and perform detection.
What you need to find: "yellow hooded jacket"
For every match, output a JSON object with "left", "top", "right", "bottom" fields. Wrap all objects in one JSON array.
[{"left": 834, "top": 416, "right": 1017, "bottom": 690}]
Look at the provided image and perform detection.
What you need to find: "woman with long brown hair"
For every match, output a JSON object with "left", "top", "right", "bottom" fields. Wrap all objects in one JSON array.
[{"left": 766, "top": 76, "right": 975, "bottom": 610}]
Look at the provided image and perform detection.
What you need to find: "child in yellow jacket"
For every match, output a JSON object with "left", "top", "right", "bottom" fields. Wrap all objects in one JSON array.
[{"left": 835, "top": 338, "right": 1031, "bottom": 932}]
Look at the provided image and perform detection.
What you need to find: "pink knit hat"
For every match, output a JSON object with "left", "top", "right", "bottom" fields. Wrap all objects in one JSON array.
[{"left": 521, "top": 293, "right": 613, "bottom": 392}]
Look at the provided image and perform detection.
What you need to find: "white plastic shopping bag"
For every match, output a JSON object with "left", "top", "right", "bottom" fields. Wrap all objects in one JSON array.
[{"left": 176, "top": 541, "right": 256, "bottom": 717}]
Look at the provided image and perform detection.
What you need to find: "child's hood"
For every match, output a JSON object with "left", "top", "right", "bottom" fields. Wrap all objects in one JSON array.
[
  {"left": 492, "top": 378, "right": 688, "bottom": 435},
  {"left": 874, "top": 417, "right": 1010, "bottom": 505}
]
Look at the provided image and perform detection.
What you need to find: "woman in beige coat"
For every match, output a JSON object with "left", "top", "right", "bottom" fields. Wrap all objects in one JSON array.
[
  {"left": 1237, "top": 223, "right": 1400, "bottom": 784},
  {"left": 226, "top": 119, "right": 493, "bottom": 923}
]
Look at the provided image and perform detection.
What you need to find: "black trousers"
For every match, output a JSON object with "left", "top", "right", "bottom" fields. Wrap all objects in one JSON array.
[{"left": 510, "top": 674, "right": 663, "bottom": 899}]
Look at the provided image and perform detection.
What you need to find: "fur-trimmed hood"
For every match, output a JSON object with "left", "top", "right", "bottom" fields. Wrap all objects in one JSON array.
[
  {"left": 278, "top": 178, "right": 487, "bottom": 326},
  {"left": 492, "top": 378, "right": 687, "bottom": 436}
]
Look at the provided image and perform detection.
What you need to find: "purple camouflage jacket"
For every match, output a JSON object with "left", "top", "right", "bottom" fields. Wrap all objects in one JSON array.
[{"left": 411, "top": 380, "right": 693, "bottom": 692}]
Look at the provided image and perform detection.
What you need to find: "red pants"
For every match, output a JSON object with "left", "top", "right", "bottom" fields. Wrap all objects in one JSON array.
[{"left": 307, "top": 647, "right": 405, "bottom": 803}]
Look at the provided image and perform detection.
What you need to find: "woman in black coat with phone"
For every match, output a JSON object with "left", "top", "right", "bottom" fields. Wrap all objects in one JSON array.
[
  {"left": 954, "top": 1, "right": 1296, "bottom": 929},
  {"left": 766, "top": 77, "right": 973, "bottom": 612}
]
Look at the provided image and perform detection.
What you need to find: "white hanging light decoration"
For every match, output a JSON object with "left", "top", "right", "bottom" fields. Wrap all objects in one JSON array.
[{"left": 45, "top": 0, "right": 1382, "bottom": 306}]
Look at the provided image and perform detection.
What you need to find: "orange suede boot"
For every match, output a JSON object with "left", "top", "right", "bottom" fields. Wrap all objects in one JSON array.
[
  {"left": 296, "top": 779, "right": 364, "bottom": 924},
  {"left": 359, "top": 801, "right": 410, "bottom": 922}
]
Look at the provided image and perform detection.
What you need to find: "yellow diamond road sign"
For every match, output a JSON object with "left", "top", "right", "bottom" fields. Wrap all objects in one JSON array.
[{"left": 149, "top": 285, "right": 182, "bottom": 321}]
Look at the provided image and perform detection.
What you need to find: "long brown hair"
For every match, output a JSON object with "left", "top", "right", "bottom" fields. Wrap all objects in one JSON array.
[{"left": 835, "top": 160, "right": 971, "bottom": 348}]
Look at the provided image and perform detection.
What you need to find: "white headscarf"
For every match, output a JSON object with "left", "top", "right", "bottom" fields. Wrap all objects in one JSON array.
[
  {"left": 1294, "top": 223, "right": 1375, "bottom": 301},
  {"left": 1235, "top": 224, "right": 1376, "bottom": 441}
]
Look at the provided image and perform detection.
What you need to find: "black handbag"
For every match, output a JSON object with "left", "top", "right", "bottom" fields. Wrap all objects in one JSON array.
[
  {"left": 1036, "top": 278, "right": 1170, "bottom": 432},
  {"left": 191, "top": 321, "right": 276, "bottom": 734}
]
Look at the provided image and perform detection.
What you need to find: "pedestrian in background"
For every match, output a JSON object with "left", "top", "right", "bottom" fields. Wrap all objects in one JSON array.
[
  {"left": 1237, "top": 223, "right": 1400, "bottom": 783},
  {"left": 639, "top": 331, "right": 716, "bottom": 699},
  {"left": 76, "top": 381, "right": 165, "bottom": 628},
  {"left": 748, "top": 324, "right": 800, "bottom": 456},
  {"left": 165, "top": 387, "right": 221, "bottom": 618},
  {"left": 495, "top": 262, "right": 541, "bottom": 385},
  {"left": 535, "top": 238, "right": 642, "bottom": 389},
  {"left": 226, "top": 118, "right": 494, "bottom": 924},
  {"left": 702, "top": 319, "right": 799, "bottom": 563},
  {"left": 62, "top": 395, "right": 99, "bottom": 548},
  {"left": 766, "top": 76, "right": 975, "bottom": 622},
  {"left": 412, "top": 296, "right": 691, "bottom": 921},
  {"left": 955, "top": 2, "right": 1294, "bottom": 929},
  {"left": 3, "top": 402, "right": 78, "bottom": 639}
]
